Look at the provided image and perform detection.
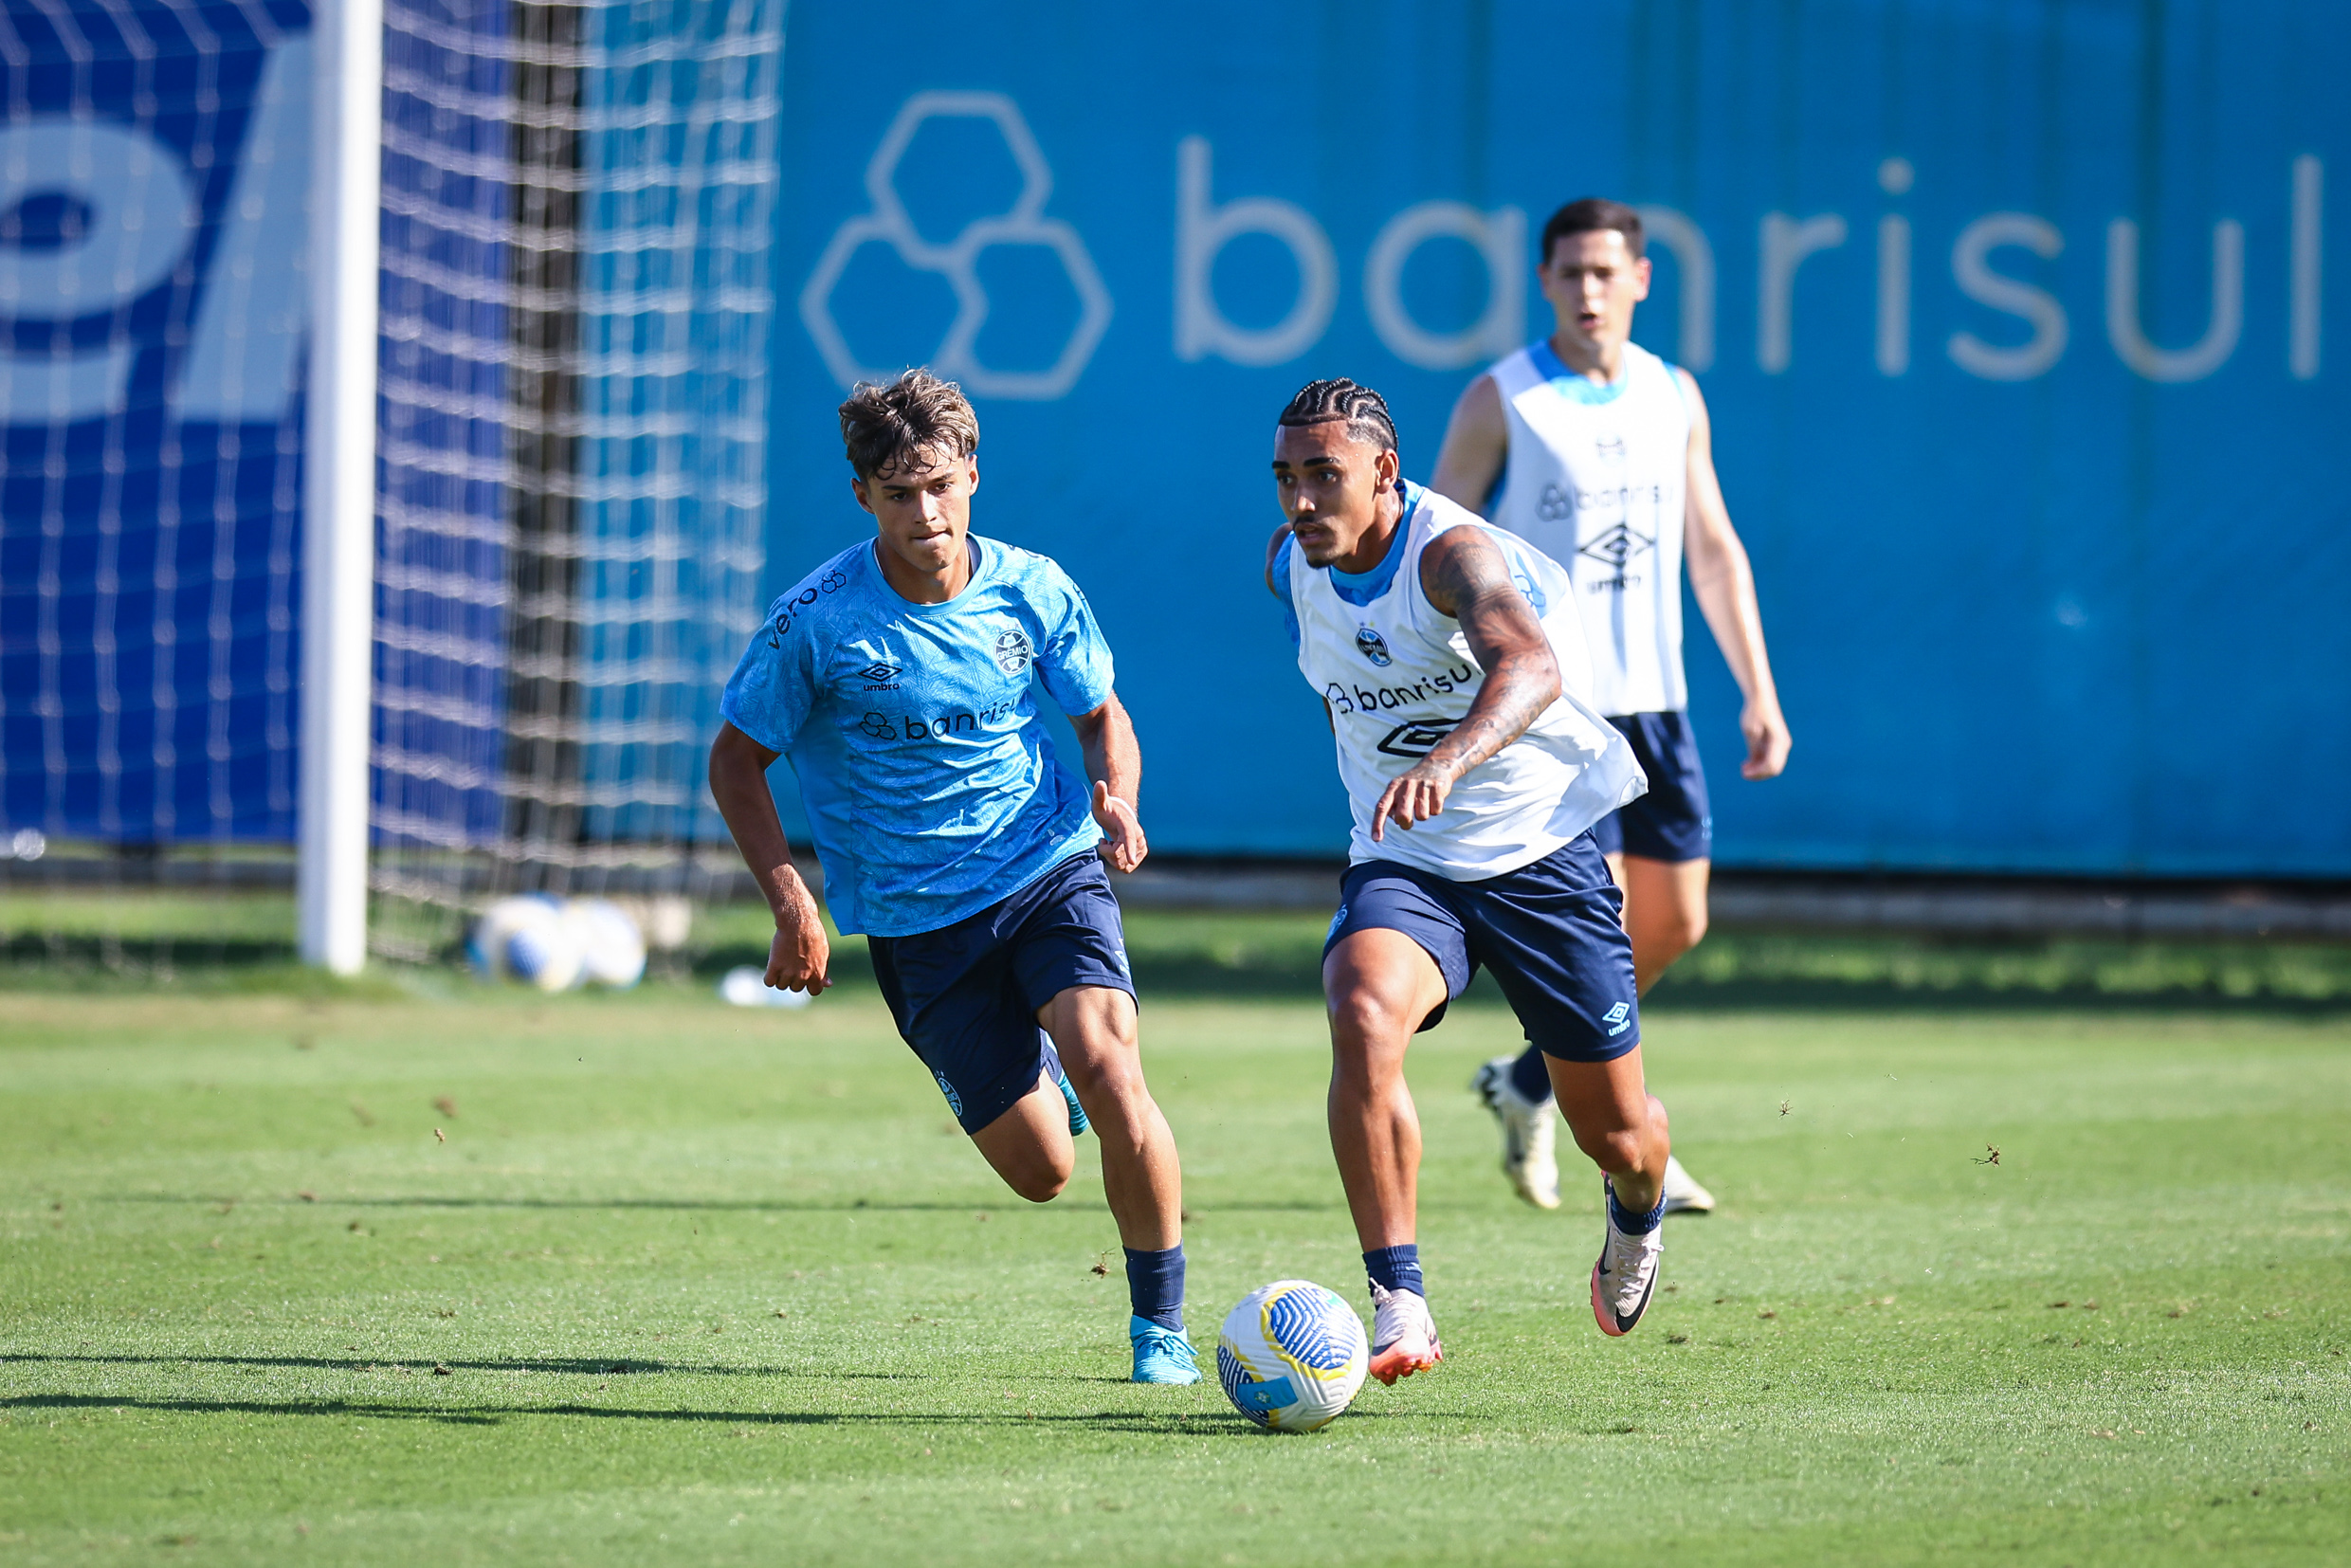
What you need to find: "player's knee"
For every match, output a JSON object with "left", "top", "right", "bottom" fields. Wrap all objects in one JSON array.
[
  {"left": 1069, "top": 1052, "right": 1146, "bottom": 1115},
  {"left": 1006, "top": 1156, "right": 1071, "bottom": 1204},
  {"left": 1663, "top": 904, "right": 1707, "bottom": 958},
  {"left": 1327, "top": 988, "right": 1417, "bottom": 1055},
  {"left": 1570, "top": 1121, "right": 1645, "bottom": 1175}
]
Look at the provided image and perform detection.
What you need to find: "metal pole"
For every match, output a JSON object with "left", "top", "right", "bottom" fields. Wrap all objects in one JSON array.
[{"left": 299, "top": 0, "right": 382, "bottom": 975}]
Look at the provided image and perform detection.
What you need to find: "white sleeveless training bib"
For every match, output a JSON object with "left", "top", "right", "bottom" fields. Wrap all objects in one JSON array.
[
  {"left": 1285, "top": 483, "right": 1646, "bottom": 882},
  {"left": 1487, "top": 339, "right": 1691, "bottom": 717}
]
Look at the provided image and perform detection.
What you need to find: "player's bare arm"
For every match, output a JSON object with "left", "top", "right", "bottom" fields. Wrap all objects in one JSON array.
[
  {"left": 1070, "top": 691, "right": 1148, "bottom": 874},
  {"left": 1676, "top": 368, "right": 1792, "bottom": 780},
  {"left": 1369, "top": 527, "right": 1562, "bottom": 840},
  {"left": 1428, "top": 373, "right": 1508, "bottom": 516},
  {"left": 707, "top": 720, "right": 830, "bottom": 993}
]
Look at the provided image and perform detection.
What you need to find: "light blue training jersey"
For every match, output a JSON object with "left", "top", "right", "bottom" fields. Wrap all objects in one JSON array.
[{"left": 719, "top": 535, "right": 1114, "bottom": 938}]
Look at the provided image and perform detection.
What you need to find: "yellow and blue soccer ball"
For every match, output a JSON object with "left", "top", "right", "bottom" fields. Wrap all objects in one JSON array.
[{"left": 1216, "top": 1280, "right": 1369, "bottom": 1432}]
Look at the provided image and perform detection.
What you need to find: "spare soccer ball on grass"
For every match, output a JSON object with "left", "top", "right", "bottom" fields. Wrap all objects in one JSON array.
[
  {"left": 1216, "top": 1280, "right": 1369, "bottom": 1432},
  {"left": 466, "top": 895, "right": 582, "bottom": 993},
  {"left": 562, "top": 898, "right": 647, "bottom": 989},
  {"left": 468, "top": 896, "right": 649, "bottom": 992}
]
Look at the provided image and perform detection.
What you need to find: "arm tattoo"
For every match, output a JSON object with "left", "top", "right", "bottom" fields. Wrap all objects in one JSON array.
[{"left": 1417, "top": 528, "right": 1561, "bottom": 775}]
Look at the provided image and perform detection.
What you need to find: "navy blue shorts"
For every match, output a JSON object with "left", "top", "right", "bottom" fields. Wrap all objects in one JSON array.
[
  {"left": 1322, "top": 832, "right": 1641, "bottom": 1064},
  {"left": 867, "top": 851, "right": 1134, "bottom": 1135},
  {"left": 1592, "top": 710, "right": 1711, "bottom": 863}
]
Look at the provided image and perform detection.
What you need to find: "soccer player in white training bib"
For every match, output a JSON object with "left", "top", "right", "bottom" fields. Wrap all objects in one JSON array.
[
  {"left": 1264, "top": 377, "right": 1676, "bottom": 1369},
  {"left": 1432, "top": 198, "right": 1793, "bottom": 1217},
  {"left": 707, "top": 371, "right": 1200, "bottom": 1385}
]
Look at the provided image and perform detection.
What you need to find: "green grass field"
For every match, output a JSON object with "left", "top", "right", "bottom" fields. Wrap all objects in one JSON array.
[{"left": 3, "top": 914, "right": 2347, "bottom": 1564}]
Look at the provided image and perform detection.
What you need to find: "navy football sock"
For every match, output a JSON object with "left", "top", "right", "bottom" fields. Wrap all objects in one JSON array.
[
  {"left": 1124, "top": 1245, "right": 1185, "bottom": 1332},
  {"left": 1607, "top": 1181, "right": 1667, "bottom": 1236},
  {"left": 1362, "top": 1244, "right": 1424, "bottom": 1299},
  {"left": 1507, "top": 1044, "right": 1553, "bottom": 1104}
]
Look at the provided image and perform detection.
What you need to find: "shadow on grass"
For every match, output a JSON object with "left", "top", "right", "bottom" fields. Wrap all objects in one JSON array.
[
  {"left": 0, "top": 1354, "right": 906, "bottom": 1378},
  {"left": 0, "top": 1392, "right": 1335, "bottom": 1437},
  {"left": 705, "top": 935, "right": 2351, "bottom": 1015},
  {"left": 14, "top": 920, "right": 2345, "bottom": 1015},
  {"left": 0, "top": 935, "right": 399, "bottom": 998},
  {"left": 103, "top": 1194, "right": 1349, "bottom": 1215},
  {"left": 1638, "top": 976, "right": 2351, "bottom": 1016},
  {"left": 694, "top": 943, "right": 1335, "bottom": 1004}
]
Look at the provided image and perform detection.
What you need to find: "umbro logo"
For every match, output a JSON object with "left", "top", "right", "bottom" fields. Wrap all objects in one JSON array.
[
  {"left": 1603, "top": 1001, "right": 1632, "bottom": 1036},
  {"left": 857, "top": 661, "right": 904, "bottom": 687},
  {"left": 1577, "top": 523, "right": 1655, "bottom": 572},
  {"left": 1376, "top": 720, "right": 1455, "bottom": 758},
  {"left": 1594, "top": 435, "right": 1627, "bottom": 462}
]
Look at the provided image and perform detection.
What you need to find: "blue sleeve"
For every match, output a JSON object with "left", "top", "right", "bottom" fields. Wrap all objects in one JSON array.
[
  {"left": 718, "top": 594, "right": 817, "bottom": 753},
  {"left": 1032, "top": 562, "right": 1116, "bottom": 717}
]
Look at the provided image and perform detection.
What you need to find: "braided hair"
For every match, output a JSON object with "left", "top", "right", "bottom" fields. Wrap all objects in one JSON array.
[{"left": 1277, "top": 377, "right": 1397, "bottom": 455}]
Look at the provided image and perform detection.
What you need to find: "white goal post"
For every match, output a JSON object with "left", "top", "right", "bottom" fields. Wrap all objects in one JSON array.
[{"left": 299, "top": 0, "right": 384, "bottom": 975}]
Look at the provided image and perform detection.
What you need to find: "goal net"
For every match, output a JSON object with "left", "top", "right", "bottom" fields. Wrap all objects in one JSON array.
[
  {"left": 372, "top": 0, "right": 779, "bottom": 963},
  {"left": 0, "top": 0, "right": 779, "bottom": 975}
]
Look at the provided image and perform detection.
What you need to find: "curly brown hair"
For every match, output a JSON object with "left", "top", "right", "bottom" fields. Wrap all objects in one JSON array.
[{"left": 837, "top": 368, "right": 980, "bottom": 481}]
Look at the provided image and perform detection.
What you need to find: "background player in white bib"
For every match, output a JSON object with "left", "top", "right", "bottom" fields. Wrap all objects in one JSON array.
[
  {"left": 1431, "top": 198, "right": 1793, "bottom": 1217},
  {"left": 1265, "top": 378, "right": 1676, "bottom": 1373}
]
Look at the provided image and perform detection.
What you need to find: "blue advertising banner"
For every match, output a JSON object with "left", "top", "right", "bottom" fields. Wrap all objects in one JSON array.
[
  {"left": 1, "top": 0, "right": 313, "bottom": 842},
  {"left": 769, "top": 0, "right": 2349, "bottom": 877}
]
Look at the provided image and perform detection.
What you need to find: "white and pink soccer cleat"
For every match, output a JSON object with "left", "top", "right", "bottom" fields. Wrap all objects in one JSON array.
[{"left": 1366, "top": 1282, "right": 1444, "bottom": 1384}]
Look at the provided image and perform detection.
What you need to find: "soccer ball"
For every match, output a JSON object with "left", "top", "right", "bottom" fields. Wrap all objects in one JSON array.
[
  {"left": 562, "top": 898, "right": 647, "bottom": 989},
  {"left": 1216, "top": 1280, "right": 1369, "bottom": 1432},
  {"left": 467, "top": 896, "right": 581, "bottom": 993}
]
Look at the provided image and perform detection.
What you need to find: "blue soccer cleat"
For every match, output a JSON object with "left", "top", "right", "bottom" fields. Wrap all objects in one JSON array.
[{"left": 1129, "top": 1316, "right": 1201, "bottom": 1384}]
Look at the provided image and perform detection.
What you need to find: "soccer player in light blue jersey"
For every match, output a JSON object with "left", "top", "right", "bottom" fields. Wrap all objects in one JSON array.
[{"left": 706, "top": 370, "right": 1197, "bottom": 1384}]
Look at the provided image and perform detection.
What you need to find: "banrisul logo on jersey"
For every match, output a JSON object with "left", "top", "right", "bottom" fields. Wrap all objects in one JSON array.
[
  {"left": 1354, "top": 627, "right": 1394, "bottom": 666},
  {"left": 851, "top": 696, "right": 1026, "bottom": 744},
  {"left": 1322, "top": 663, "right": 1478, "bottom": 718}
]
